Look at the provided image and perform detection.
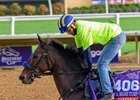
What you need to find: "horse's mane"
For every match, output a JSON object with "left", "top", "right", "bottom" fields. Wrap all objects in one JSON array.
[{"left": 49, "top": 40, "right": 85, "bottom": 61}]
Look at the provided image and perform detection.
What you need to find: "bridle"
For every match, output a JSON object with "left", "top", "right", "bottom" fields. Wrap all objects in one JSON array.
[
  {"left": 22, "top": 48, "right": 48, "bottom": 80},
  {"left": 22, "top": 42, "right": 89, "bottom": 100}
]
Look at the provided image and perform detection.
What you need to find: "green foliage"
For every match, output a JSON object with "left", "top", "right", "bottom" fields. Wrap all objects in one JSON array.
[
  {"left": 0, "top": 3, "right": 140, "bottom": 15},
  {"left": 9, "top": 3, "right": 21, "bottom": 15},
  {"left": 68, "top": 4, "right": 140, "bottom": 14},
  {"left": 37, "top": 4, "right": 49, "bottom": 15},
  {"left": 23, "top": 4, "right": 36, "bottom": 15},
  {"left": 0, "top": 4, "right": 9, "bottom": 16},
  {"left": 52, "top": 2, "right": 64, "bottom": 14}
]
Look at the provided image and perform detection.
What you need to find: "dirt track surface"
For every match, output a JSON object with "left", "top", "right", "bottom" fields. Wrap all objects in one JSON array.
[
  {"left": 0, "top": 68, "right": 59, "bottom": 100},
  {"left": 0, "top": 63, "right": 139, "bottom": 100}
]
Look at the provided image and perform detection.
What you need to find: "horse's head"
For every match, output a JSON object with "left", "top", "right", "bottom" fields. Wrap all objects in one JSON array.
[
  {"left": 19, "top": 34, "right": 86, "bottom": 86},
  {"left": 19, "top": 34, "right": 49, "bottom": 84},
  {"left": 19, "top": 34, "right": 87, "bottom": 99}
]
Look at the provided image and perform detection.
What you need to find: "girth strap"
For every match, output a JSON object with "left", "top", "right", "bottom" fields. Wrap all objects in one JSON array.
[{"left": 58, "top": 76, "right": 88, "bottom": 100}]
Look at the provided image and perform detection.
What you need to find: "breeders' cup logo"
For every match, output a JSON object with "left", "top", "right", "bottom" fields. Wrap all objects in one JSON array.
[
  {"left": 90, "top": 50, "right": 102, "bottom": 58},
  {"left": 0, "top": 47, "right": 22, "bottom": 65}
]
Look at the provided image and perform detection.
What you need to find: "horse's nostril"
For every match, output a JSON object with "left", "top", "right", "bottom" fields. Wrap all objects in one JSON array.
[{"left": 19, "top": 76, "right": 25, "bottom": 80}]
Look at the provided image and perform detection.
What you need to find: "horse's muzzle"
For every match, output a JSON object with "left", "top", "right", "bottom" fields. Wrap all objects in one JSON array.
[{"left": 19, "top": 75, "right": 34, "bottom": 84}]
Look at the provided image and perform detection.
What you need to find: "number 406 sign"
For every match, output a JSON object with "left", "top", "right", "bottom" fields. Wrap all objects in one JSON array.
[
  {"left": 116, "top": 80, "right": 139, "bottom": 92},
  {"left": 113, "top": 70, "right": 140, "bottom": 99}
]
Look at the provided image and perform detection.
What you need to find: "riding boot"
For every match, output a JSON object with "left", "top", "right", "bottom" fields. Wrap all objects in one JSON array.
[{"left": 98, "top": 93, "right": 114, "bottom": 100}]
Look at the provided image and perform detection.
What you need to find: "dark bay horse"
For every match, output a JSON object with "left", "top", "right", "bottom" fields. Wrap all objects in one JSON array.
[{"left": 19, "top": 34, "right": 87, "bottom": 100}]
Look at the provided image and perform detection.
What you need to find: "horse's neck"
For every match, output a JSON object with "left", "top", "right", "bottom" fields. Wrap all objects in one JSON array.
[
  {"left": 52, "top": 57, "right": 85, "bottom": 97},
  {"left": 52, "top": 63, "right": 85, "bottom": 100},
  {"left": 48, "top": 46, "right": 85, "bottom": 99}
]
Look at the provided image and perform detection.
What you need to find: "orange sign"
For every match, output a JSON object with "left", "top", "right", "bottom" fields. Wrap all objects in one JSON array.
[{"left": 114, "top": 97, "right": 139, "bottom": 100}]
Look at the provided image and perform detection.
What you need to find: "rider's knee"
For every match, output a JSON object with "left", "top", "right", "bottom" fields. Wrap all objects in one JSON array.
[{"left": 97, "top": 62, "right": 109, "bottom": 68}]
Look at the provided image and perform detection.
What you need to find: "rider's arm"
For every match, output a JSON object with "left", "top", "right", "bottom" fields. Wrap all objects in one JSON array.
[
  {"left": 83, "top": 47, "right": 92, "bottom": 70},
  {"left": 77, "top": 47, "right": 92, "bottom": 71},
  {"left": 74, "top": 35, "right": 92, "bottom": 70}
]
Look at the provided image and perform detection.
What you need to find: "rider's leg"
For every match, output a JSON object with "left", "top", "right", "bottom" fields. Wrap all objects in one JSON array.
[
  {"left": 97, "top": 32, "right": 126, "bottom": 99},
  {"left": 84, "top": 47, "right": 95, "bottom": 100}
]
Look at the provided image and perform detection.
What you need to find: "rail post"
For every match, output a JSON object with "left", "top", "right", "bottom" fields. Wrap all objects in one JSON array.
[
  {"left": 11, "top": 17, "right": 15, "bottom": 35},
  {"left": 48, "top": 0, "right": 53, "bottom": 15},
  {"left": 135, "top": 32, "right": 139, "bottom": 64},
  {"left": 116, "top": 13, "right": 120, "bottom": 25},
  {"left": 116, "top": 13, "right": 121, "bottom": 57}
]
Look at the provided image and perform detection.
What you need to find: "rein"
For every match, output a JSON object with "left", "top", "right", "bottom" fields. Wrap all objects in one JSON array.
[{"left": 41, "top": 70, "right": 86, "bottom": 76}]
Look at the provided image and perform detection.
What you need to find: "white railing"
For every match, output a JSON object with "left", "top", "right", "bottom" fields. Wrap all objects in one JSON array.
[
  {"left": 0, "top": 13, "right": 140, "bottom": 63},
  {"left": 0, "top": 32, "right": 139, "bottom": 64},
  {"left": 0, "top": 12, "right": 140, "bottom": 35}
]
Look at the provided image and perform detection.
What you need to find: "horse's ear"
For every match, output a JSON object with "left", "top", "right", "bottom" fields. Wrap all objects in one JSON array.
[
  {"left": 37, "top": 34, "right": 46, "bottom": 46},
  {"left": 37, "top": 34, "right": 42, "bottom": 43}
]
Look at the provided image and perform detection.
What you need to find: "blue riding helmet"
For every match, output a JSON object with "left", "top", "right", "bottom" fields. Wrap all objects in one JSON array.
[{"left": 58, "top": 15, "right": 75, "bottom": 33}]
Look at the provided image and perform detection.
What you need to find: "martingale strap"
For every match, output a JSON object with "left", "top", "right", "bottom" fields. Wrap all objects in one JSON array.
[
  {"left": 22, "top": 61, "right": 32, "bottom": 70},
  {"left": 88, "top": 76, "right": 97, "bottom": 100}
]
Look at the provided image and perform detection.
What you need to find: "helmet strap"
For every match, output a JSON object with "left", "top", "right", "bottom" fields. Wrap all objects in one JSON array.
[
  {"left": 70, "top": 22, "right": 77, "bottom": 35},
  {"left": 71, "top": 26, "right": 77, "bottom": 35}
]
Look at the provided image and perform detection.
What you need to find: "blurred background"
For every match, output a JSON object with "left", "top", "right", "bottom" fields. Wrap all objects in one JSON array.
[{"left": 0, "top": 0, "right": 140, "bottom": 65}]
